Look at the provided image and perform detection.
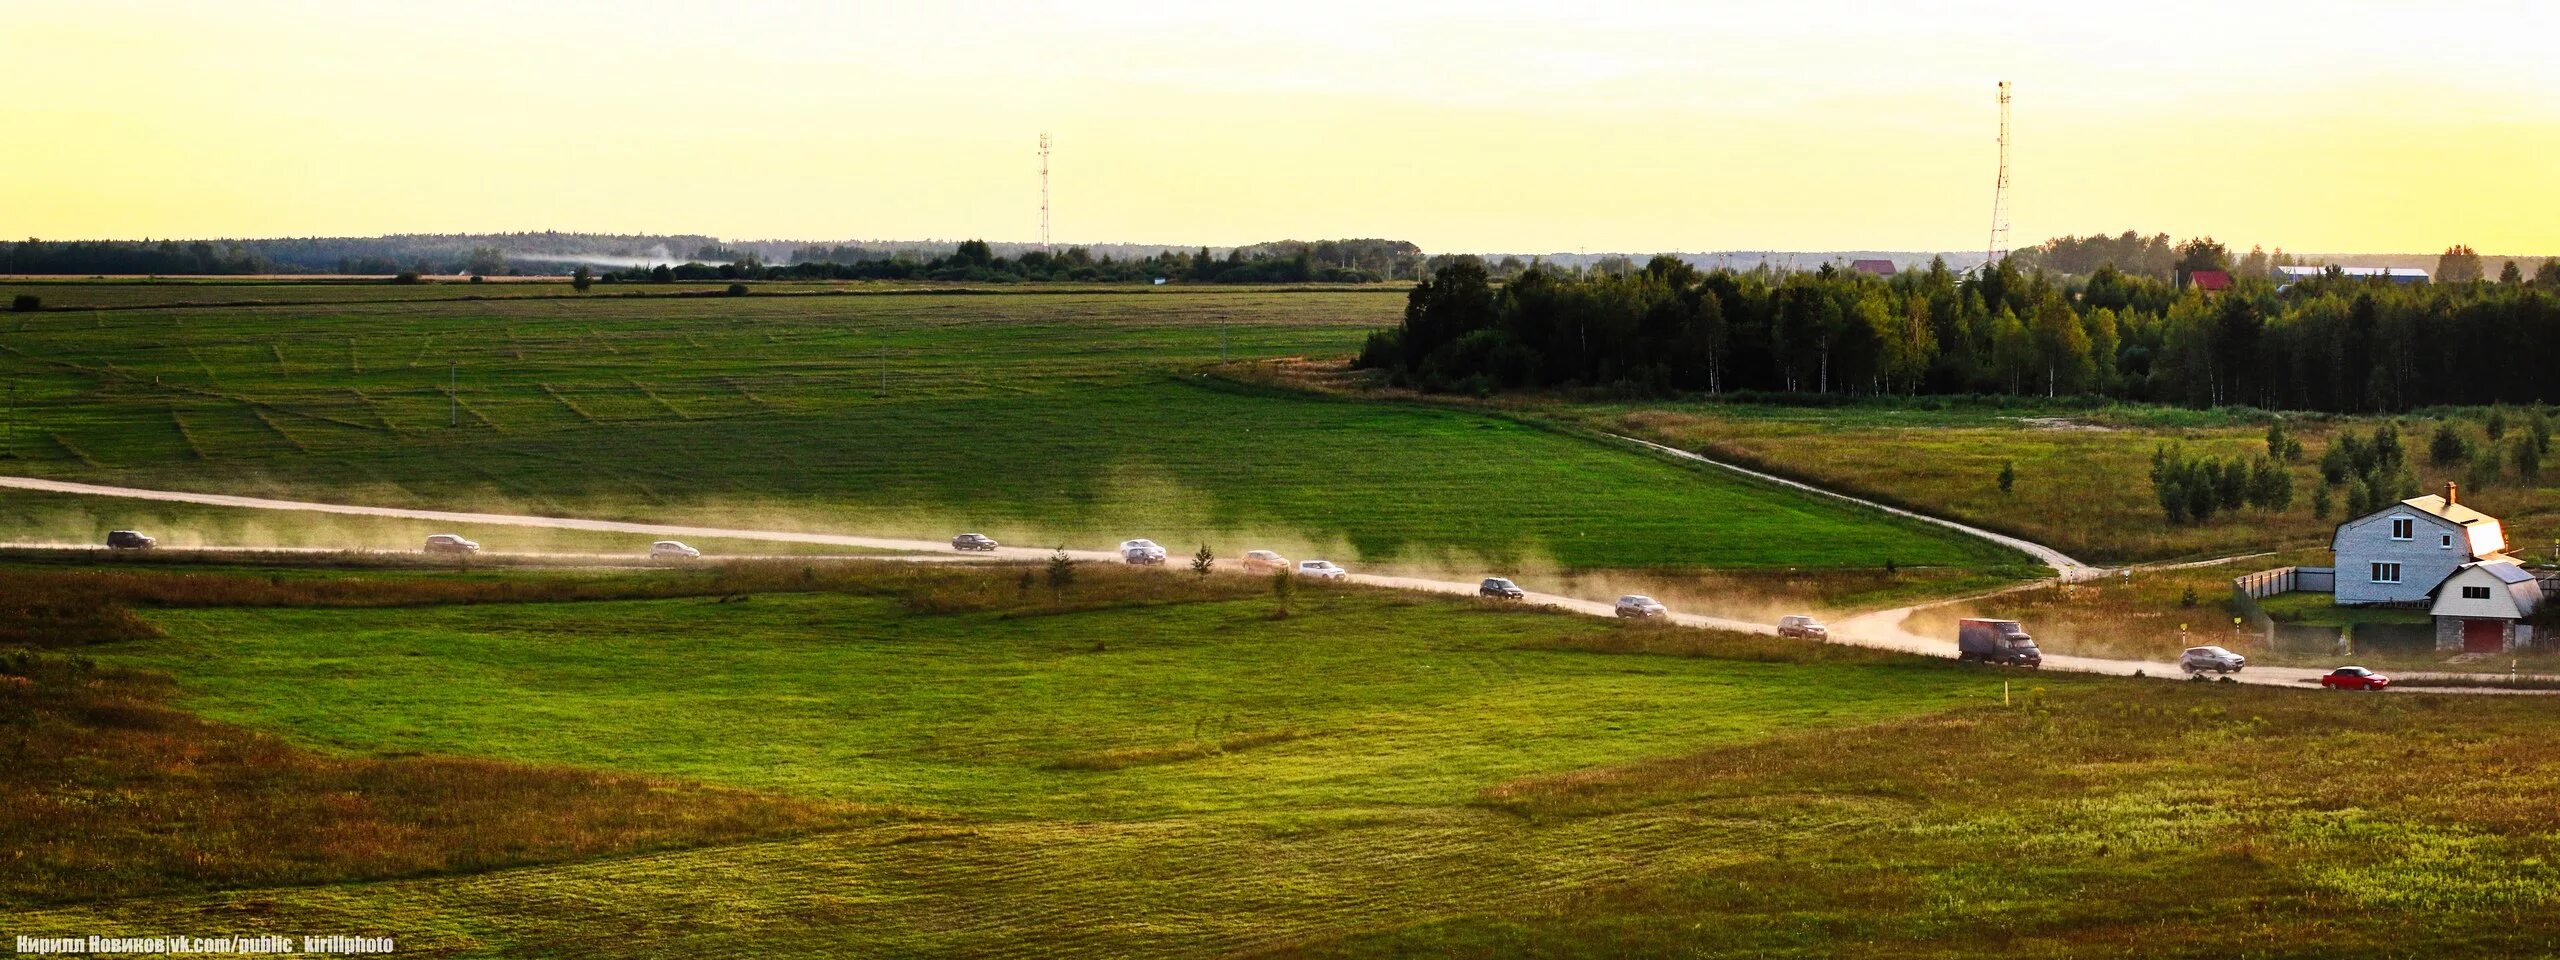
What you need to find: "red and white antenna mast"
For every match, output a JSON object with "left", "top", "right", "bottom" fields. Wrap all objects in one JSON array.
[
  {"left": 1038, "top": 133, "right": 1052, "bottom": 253},
  {"left": 1986, "top": 81, "right": 2011, "bottom": 268}
]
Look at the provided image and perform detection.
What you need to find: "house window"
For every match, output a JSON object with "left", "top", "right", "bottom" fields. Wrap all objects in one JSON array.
[
  {"left": 2371, "top": 562, "right": 2402, "bottom": 584},
  {"left": 2442, "top": 534, "right": 2454, "bottom": 548},
  {"left": 2463, "top": 585, "right": 2493, "bottom": 600},
  {"left": 2390, "top": 517, "right": 2414, "bottom": 540}
]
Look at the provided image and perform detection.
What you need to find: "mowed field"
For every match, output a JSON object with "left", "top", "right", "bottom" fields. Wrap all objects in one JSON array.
[
  {"left": 0, "top": 283, "right": 2019, "bottom": 575},
  {"left": 10, "top": 560, "right": 2560, "bottom": 957}
]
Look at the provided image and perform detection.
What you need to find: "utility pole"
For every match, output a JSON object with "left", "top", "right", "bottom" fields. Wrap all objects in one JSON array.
[{"left": 1038, "top": 133, "right": 1052, "bottom": 254}]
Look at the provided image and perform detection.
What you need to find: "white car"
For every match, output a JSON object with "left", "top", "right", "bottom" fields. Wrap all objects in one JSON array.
[
  {"left": 2179, "top": 645, "right": 2246, "bottom": 674},
  {"left": 1119, "top": 539, "right": 1168, "bottom": 565},
  {"left": 1241, "top": 549, "right": 1291, "bottom": 573},
  {"left": 650, "top": 540, "right": 701, "bottom": 560},
  {"left": 423, "top": 533, "right": 480, "bottom": 555},
  {"left": 1615, "top": 595, "right": 1669, "bottom": 619},
  {"left": 1296, "top": 560, "right": 1347, "bottom": 580}
]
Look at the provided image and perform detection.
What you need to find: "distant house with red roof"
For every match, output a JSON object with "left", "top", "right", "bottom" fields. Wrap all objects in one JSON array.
[
  {"left": 2186, "top": 269, "right": 2232, "bottom": 293},
  {"left": 1849, "top": 258, "right": 1896, "bottom": 277}
]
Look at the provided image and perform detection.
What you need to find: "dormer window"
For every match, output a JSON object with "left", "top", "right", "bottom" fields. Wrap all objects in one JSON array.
[
  {"left": 2463, "top": 585, "right": 2493, "bottom": 600},
  {"left": 2390, "top": 517, "right": 2414, "bottom": 540}
]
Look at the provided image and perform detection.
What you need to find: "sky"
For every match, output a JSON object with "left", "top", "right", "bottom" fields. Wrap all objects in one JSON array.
[{"left": 2, "top": 0, "right": 2554, "bottom": 254}]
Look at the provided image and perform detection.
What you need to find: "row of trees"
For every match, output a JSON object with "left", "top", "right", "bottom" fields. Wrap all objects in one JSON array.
[{"left": 1357, "top": 252, "right": 2560, "bottom": 412}]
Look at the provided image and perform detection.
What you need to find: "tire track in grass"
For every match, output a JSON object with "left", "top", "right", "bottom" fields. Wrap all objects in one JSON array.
[{"left": 539, "top": 384, "right": 602, "bottom": 424}]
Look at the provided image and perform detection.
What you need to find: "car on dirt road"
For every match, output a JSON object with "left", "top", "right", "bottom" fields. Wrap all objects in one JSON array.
[
  {"left": 2179, "top": 645, "right": 2247, "bottom": 674},
  {"left": 1956, "top": 617, "right": 2042, "bottom": 668},
  {"left": 2320, "top": 666, "right": 2392, "bottom": 691},
  {"left": 1241, "top": 550, "right": 1290, "bottom": 573},
  {"left": 951, "top": 533, "right": 999, "bottom": 552},
  {"left": 1480, "top": 577, "right": 1525, "bottom": 600},
  {"left": 650, "top": 540, "right": 701, "bottom": 560},
  {"left": 106, "top": 530, "right": 157, "bottom": 550},
  {"left": 423, "top": 533, "right": 481, "bottom": 555},
  {"left": 1776, "top": 614, "right": 1827, "bottom": 639},
  {"left": 1296, "top": 560, "right": 1347, "bottom": 580},
  {"left": 1615, "top": 595, "right": 1668, "bottom": 619},
  {"left": 1119, "top": 539, "right": 1168, "bottom": 565}
]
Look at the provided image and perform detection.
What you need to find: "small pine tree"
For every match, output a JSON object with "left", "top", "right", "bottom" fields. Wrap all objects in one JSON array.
[
  {"left": 2486, "top": 408, "right": 2509, "bottom": 441},
  {"left": 1997, "top": 460, "right": 2016, "bottom": 495},
  {"left": 1270, "top": 568, "right": 1296, "bottom": 617},
  {"left": 1191, "top": 544, "right": 1215, "bottom": 577},
  {"left": 1045, "top": 547, "right": 1076, "bottom": 601},
  {"left": 1017, "top": 568, "right": 1036, "bottom": 598},
  {"left": 2311, "top": 481, "right": 2334, "bottom": 520},
  {"left": 2533, "top": 408, "right": 2553, "bottom": 454},
  {"left": 2517, "top": 437, "right": 2544, "bottom": 483},
  {"left": 2431, "top": 422, "right": 2469, "bottom": 465},
  {"left": 2265, "top": 420, "right": 2289, "bottom": 460}
]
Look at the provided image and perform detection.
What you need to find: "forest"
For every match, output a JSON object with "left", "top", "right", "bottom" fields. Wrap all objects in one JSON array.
[{"left": 1357, "top": 252, "right": 2560, "bottom": 413}]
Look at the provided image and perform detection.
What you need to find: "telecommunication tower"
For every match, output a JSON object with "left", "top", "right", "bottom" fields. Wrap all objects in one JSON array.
[
  {"left": 1986, "top": 81, "right": 2012, "bottom": 267},
  {"left": 1038, "top": 133, "right": 1052, "bottom": 253}
]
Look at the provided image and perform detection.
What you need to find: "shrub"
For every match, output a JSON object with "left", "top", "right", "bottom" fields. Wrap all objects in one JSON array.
[
  {"left": 391, "top": 271, "right": 421, "bottom": 284},
  {"left": 8, "top": 294, "right": 38, "bottom": 312},
  {"left": 726, "top": 283, "right": 749, "bottom": 296},
  {"left": 1997, "top": 461, "right": 2015, "bottom": 495}
]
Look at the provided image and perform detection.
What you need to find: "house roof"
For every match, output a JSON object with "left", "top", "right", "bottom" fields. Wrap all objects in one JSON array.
[
  {"left": 2471, "top": 559, "right": 2535, "bottom": 584},
  {"left": 2400, "top": 493, "right": 2496, "bottom": 526},
  {"left": 2189, "top": 270, "right": 2233, "bottom": 291},
  {"left": 1849, "top": 259, "right": 1896, "bottom": 276},
  {"left": 2275, "top": 265, "right": 2430, "bottom": 280}
]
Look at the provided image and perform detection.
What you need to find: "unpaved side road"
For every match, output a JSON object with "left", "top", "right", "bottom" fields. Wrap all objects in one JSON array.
[{"left": 1606, "top": 434, "right": 2104, "bottom": 582}]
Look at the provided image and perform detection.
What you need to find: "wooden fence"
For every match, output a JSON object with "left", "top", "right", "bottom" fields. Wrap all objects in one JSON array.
[{"left": 2233, "top": 566, "right": 2332, "bottom": 600}]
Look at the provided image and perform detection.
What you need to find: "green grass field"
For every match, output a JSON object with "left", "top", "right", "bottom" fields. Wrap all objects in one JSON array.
[
  {"left": 0, "top": 285, "right": 2019, "bottom": 575},
  {"left": 13, "top": 560, "right": 2560, "bottom": 957}
]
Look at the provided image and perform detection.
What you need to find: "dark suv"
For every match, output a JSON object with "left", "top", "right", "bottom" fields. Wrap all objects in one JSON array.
[
  {"left": 106, "top": 530, "right": 157, "bottom": 550},
  {"left": 1480, "top": 577, "right": 1525, "bottom": 600}
]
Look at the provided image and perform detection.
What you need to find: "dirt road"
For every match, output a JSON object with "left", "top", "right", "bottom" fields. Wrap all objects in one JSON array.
[{"left": 0, "top": 474, "right": 2517, "bottom": 693}]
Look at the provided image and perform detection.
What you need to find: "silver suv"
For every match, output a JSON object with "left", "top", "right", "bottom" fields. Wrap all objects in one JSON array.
[{"left": 2179, "top": 645, "right": 2246, "bottom": 674}]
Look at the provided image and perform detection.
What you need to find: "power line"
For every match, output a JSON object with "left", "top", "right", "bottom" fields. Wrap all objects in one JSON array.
[{"left": 1987, "top": 80, "right": 2012, "bottom": 268}]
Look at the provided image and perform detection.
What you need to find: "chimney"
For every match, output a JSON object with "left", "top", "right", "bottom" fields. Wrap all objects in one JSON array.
[{"left": 2446, "top": 481, "right": 2458, "bottom": 505}]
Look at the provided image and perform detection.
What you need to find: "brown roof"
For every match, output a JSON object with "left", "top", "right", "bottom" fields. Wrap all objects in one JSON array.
[{"left": 1849, "top": 259, "right": 1896, "bottom": 276}]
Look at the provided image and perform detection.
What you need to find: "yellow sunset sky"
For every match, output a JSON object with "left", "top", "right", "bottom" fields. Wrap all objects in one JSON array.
[{"left": 2, "top": 0, "right": 2553, "bottom": 253}]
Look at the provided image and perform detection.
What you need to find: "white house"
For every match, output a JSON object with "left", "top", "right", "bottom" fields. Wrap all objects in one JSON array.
[
  {"left": 2429, "top": 560, "right": 2544, "bottom": 652},
  {"left": 2330, "top": 483, "right": 2507, "bottom": 605}
]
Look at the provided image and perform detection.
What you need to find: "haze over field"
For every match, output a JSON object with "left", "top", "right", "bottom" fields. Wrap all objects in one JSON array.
[{"left": 3, "top": 1, "right": 2553, "bottom": 253}]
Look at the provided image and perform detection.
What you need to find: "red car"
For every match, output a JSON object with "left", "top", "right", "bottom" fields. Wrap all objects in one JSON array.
[{"left": 2319, "top": 666, "right": 2391, "bottom": 691}]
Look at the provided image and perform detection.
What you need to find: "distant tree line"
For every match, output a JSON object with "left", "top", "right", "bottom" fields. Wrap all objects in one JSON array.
[
  {"left": 0, "top": 233, "right": 1423, "bottom": 283},
  {"left": 1357, "top": 250, "right": 2560, "bottom": 412},
  {"left": 604, "top": 238, "right": 1423, "bottom": 284}
]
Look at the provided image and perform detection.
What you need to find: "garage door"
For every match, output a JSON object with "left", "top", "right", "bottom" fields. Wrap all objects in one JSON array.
[{"left": 2463, "top": 618, "right": 2506, "bottom": 653}]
